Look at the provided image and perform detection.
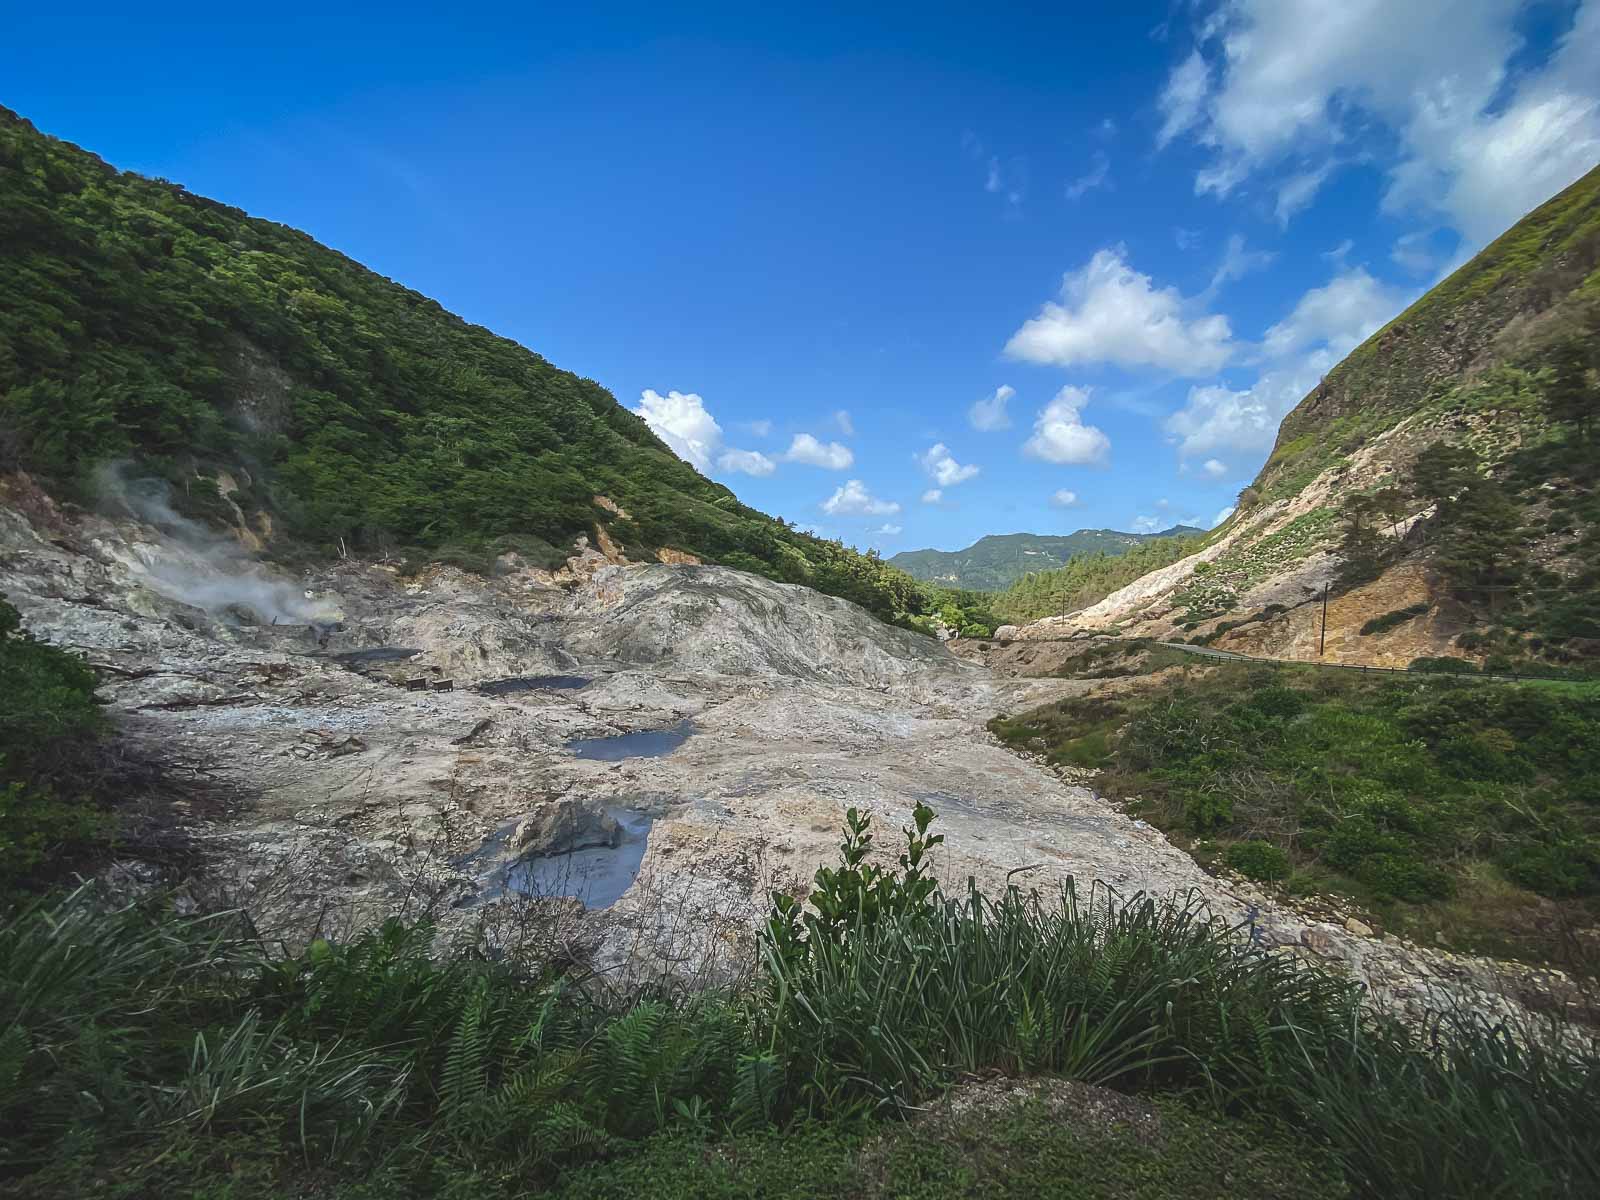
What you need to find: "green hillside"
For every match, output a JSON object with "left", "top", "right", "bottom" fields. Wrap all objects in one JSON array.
[
  {"left": 1193, "top": 165, "right": 1600, "bottom": 669},
  {"left": 0, "top": 107, "right": 989, "bottom": 631},
  {"left": 1252, "top": 164, "right": 1600, "bottom": 506},
  {"left": 888, "top": 526, "right": 1200, "bottom": 591}
]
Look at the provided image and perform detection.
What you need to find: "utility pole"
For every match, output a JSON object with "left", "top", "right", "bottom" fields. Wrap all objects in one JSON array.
[{"left": 1319, "top": 580, "right": 1329, "bottom": 658}]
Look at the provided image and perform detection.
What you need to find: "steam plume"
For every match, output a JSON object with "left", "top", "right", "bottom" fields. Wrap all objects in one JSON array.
[{"left": 94, "top": 463, "right": 338, "bottom": 626}]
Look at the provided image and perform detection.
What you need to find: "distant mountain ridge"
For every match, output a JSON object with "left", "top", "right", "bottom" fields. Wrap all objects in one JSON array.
[{"left": 889, "top": 526, "right": 1202, "bottom": 591}]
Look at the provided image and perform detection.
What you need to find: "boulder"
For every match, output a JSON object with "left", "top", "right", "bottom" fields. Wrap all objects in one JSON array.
[{"left": 509, "top": 797, "right": 620, "bottom": 858}]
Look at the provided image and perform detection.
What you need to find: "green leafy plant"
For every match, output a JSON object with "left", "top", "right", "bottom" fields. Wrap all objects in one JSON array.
[{"left": 1223, "top": 840, "right": 1290, "bottom": 882}]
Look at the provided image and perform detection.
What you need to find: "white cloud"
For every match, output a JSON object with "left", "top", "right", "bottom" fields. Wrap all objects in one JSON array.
[
  {"left": 834, "top": 409, "right": 855, "bottom": 436},
  {"left": 1065, "top": 151, "right": 1112, "bottom": 200},
  {"left": 1382, "top": 1, "right": 1600, "bottom": 244},
  {"left": 873, "top": 523, "right": 903, "bottom": 536},
  {"left": 716, "top": 448, "right": 776, "bottom": 476},
  {"left": 1175, "top": 227, "right": 1202, "bottom": 251},
  {"left": 968, "top": 384, "right": 1015, "bottom": 432},
  {"left": 1004, "top": 248, "right": 1233, "bottom": 375},
  {"left": 1157, "top": 49, "right": 1210, "bottom": 148},
  {"left": 921, "top": 488, "right": 943, "bottom": 504},
  {"left": 1203, "top": 233, "right": 1274, "bottom": 299},
  {"left": 1131, "top": 515, "right": 1163, "bottom": 534},
  {"left": 917, "top": 443, "right": 980, "bottom": 487},
  {"left": 634, "top": 389, "right": 775, "bottom": 479},
  {"left": 784, "top": 433, "right": 854, "bottom": 470},
  {"left": 984, "top": 154, "right": 1028, "bottom": 208},
  {"left": 1390, "top": 231, "right": 1438, "bottom": 274},
  {"left": 744, "top": 419, "right": 773, "bottom": 437},
  {"left": 1022, "top": 386, "right": 1111, "bottom": 465},
  {"left": 1212, "top": 504, "right": 1237, "bottom": 527},
  {"left": 1323, "top": 238, "right": 1354, "bottom": 265},
  {"left": 1167, "top": 262, "right": 1408, "bottom": 460},
  {"left": 633, "top": 389, "right": 723, "bottom": 472},
  {"left": 822, "top": 479, "right": 901, "bottom": 517},
  {"left": 1202, "top": 458, "right": 1229, "bottom": 479},
  {"left": 1160, "top": 0, "right": 1600, "bottom": 247},
  {"left": 1050, "top": 489, "right": 1081, "bottom": 508},
  {"left": 1274, "top": 162, "right": 1338, "bottom": 227},
  {"left": 1165, "top": 348, "right": 1337, "bottom": 458},
  {"left": 1260, "top": 267, "right": 1403, "bottom": 360}
]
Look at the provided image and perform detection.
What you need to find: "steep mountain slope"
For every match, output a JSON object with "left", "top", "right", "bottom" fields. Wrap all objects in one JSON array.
[
  {"left": 0, "top": 107, "right": 991, "bottom": 631},
  {"left": 889, "top": 526, "right": 1200, "bottom": 591},
  {"left": 1007, "top": 164, "right": 1600, "bottom": 670}
]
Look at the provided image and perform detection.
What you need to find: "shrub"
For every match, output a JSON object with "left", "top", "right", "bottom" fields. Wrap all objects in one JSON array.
[
  {"left": 1223, "top": 840, "right": 1290, "bottom": 882},
  {"left": 1361, "top": 603, "right": 1430, "bottom": 636},
  {"left": 1410, "top": 656, "right": 1478, "bottom": 674},
  {"left": 0, "top": 597, "right": 108, "bottom": 892}
]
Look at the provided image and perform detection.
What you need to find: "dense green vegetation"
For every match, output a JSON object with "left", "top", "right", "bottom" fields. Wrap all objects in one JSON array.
[
  {"left": 0, "top": 107, "right": 993, "bottom": 633},
  {"left": 3, "top": 806, "right": 1595, "bottom": 1198},
  {"left": 991, "top": 533, "right": 1205, "bottom": 624},
  {"left": 888, "top": 527, "right": 1199, "bottom": 593},
  {"left": 0, "top": 597, "right": 108, "bottom": 895},
  {"left": 991, "top": 660, "right": 1600, "bottom": 964}
]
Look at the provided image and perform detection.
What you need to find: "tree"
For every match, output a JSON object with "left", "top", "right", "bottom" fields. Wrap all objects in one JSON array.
[
  {"left": 1544, "top": 335, "right": 1596, "bottom": 442},
  {"left": 1410, "top": 442, "right": 1480, "bottom": 506},
  {"left": 1434, "top": 478, "right": 1527, "bottom": 610},
  {"left": 1335, "top": 492, "right": 1395, "bottom": 590}
]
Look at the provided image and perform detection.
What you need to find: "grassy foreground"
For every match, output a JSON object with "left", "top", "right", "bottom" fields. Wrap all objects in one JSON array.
[{"left": 2, "top": 803, "right": 1597, "bottom": 1199}]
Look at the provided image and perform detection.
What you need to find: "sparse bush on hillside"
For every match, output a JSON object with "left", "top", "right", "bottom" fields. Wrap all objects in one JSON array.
[
  {"left": 1223, "top": 840, "right": 1289, "bottom": 882},
  {"left": 1361, "top": 603, "right": 1430, "bottom": 636}
]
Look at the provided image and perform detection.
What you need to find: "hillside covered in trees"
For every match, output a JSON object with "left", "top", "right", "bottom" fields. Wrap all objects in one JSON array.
[
  {"left": 991, "top": 533, "right": 1206, "bottom": 624},
  {"left": 0, "top": 107, "right": 994, "bottom": 633},
  {"left": 889, "top": 526, "right": 1199, "bottom": 592}
]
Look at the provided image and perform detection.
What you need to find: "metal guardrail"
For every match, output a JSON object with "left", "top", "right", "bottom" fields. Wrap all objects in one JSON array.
[{"left": 986, "top": 634, "right": 1597, "bottom": 686}]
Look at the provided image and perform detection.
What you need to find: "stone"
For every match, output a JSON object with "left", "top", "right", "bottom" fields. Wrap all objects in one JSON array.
[
  {"left": 1302, "top": 926, "right": 1339, "bottom": 956},
  {"left": 509, "top": 798, "right": 621, "bottom": 858},
  {"left": 1345, "top": 917, "right": 1375, "bottom": 937}
]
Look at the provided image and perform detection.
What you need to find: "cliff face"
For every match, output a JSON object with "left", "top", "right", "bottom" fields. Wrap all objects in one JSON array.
[
  {"left": 1010, "top": 165, "right": 1600, "bottom": 669},
  {"left": 1259, "top": 165, "right": 1600, "bottom": 502}
]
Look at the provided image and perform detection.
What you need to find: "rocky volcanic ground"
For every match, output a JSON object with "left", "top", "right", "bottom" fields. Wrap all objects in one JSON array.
[{"left": 0, "top": 480, "right": 1587, "bottom": 1027}]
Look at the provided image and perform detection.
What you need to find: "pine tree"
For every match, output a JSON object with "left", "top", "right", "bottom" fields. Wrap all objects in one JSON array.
[
  {"left": 1434, "top": 478, "right": 1527, "bottom": 610},
  {"left": 1544, "top": 335, "right": 1595, "bottom": 442}
]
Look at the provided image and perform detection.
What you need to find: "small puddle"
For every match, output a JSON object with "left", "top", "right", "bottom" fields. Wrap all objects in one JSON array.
[
  {"left": 333, "top": 647, "right": 421, "bottom": 665},
  {"left": 504, "top": 808, "right": 655, "bottom": 909},
  {"left": 565, "top": 720, "right": 695, "bottom": 761},
  {"left": 476, "top": 675, "right": 590, "bottom": 695}
]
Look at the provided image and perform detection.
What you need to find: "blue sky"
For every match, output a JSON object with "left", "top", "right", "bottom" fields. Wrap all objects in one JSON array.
[{"left": 7, "top": 2, "right": 1598, "bottom": 553}]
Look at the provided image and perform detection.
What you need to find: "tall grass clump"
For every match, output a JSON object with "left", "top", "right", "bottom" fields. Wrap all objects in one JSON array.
[
  {"left": 760, "top": 804, "right": 1600, "bottom": 1196},
  {"left": 1, "top": 807, "right": 1597, "bottom": 1197}
]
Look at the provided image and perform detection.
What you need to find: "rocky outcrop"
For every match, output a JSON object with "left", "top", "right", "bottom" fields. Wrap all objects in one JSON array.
[{"left": 508, "top": 798, "right": 620, "bottom": 856}]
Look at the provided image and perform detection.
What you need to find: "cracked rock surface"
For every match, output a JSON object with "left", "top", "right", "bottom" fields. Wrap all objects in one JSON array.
[{"left": 0, "top": 485, "right": 1580, "bottom": 1025}]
